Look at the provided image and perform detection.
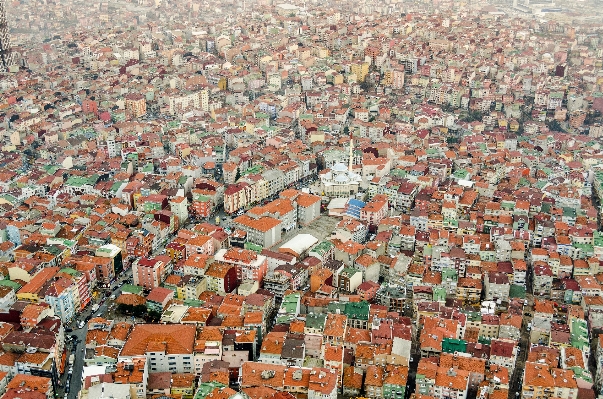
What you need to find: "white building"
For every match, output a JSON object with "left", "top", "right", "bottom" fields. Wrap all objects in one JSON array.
[{"left": 319, "top": 163, "right": 362, "bottom": 198}]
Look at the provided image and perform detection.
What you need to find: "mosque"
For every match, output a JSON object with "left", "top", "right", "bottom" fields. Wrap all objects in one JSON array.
[{"left": 319, "top": 135, "right": 362, "bottom": 198}]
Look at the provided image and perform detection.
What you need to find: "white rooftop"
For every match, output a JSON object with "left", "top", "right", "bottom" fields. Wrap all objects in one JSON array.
[{"left": 278, "top": 234, "right": 319, "bottom": 258}]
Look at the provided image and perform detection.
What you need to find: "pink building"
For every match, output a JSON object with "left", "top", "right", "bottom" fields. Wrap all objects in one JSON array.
[
  {"left": 215, "top": 248, "right": 268, "bottom": 283},
  {"left": 133, "top": 256, "right": 168, "bottom": 290},
  {"left": 360, "top": 195, "right": 389, "bottom": 227},
  {"left": 356, "top": 281, "right": 380, "bottom": 302}
]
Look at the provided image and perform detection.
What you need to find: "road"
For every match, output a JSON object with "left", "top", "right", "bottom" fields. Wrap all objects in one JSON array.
[
  {"left": 61, "top": 268, "right": 133, "bottom": 399},
  {"left": 508, "top": 275, "right": 534, "bottom": 399},
  {"left": 58, "top": 174, "right": 319, "bottom": 397}
]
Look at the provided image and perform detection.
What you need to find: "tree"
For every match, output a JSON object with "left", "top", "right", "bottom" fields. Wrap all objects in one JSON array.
[
  {"left": 117, "top": 303, "right": 132, "bottom": 315},
  {"left": 235, "top": 168, "right": 241, "bottom": 182},
  {"left": 459, "top": 110, "right": 484, "bottom": 123},
  {"left": 132, "top": 305, "right": 147, "bottom": 317},
  {"left": 360, "top": 79, "right": 373, "bottom": 92},
  {"left": 546, "top": 120, "right": 565, "bottom": 133},
  {"left": 146, "top": 311, "right": 162, "bottom": 322}
]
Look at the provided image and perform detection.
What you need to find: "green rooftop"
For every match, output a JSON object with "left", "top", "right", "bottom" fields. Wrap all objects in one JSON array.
[
  {"left": 243, "top": 165, "right": 264, "bottom": 176},
  {"left": 327, "top": 301, "right": 346, "bottom": 315},
  {"left": 563, "top": 207, "right": 577, "bottom": 218},
  {"left": 183, "top": 299, "right": 204, "bottom": 307},
  {"left": 390, "top": 169, "right": 408, "bottom": 178},
  {"left": 570, "top": 318, "right": 589, "bottom": 351},
  {"left": 111, "top": 181, "right": 126, "bottom": 192},
  {"left": 570, "top": 366, "right": 592, "bottom": 383},
  {"left": 432, "top": 287, "right": 447, "bottom": 302},
  {"left": 453, "top": 169, "right": 469, "bottom": 179},
  {"left": 66, "top": 174, "right": 99, "bottom": 187},
  {"left": 121, "top": 284, "right": 144, "bottom": 295},
  {"left": 305, "top": 313, "right": 327, "bottom": 331},
  {"left": 442, "top": 338, "right": 467, "bottom": 353},
  {"left": 244, "top": 242, "right": 263, "bottom": 253},
  {"left": 461, "top": 309, "right": 481, "bottom": 322},
  {"left": 194, "top": 382, "right": 226, "bottom": 399},
  {"left": 280, "top": 293, "right": 300, "bottom": 314},
  {"left": 344, "top": 301, "right": 369, "bottom": 321},
  {"left": 509, "top": 284, "right": 526, "bottom": 299},
  {"left": 311, "top": 241, "right": 334, "bottom": 257},
  {"left": 60, "top": 267, "right": 82, "bottom": 277},
  {"left": 0, "top": 280, "right": 20, "bottom": 291}
]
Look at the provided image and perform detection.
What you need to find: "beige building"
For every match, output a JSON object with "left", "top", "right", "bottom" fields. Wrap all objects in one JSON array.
[{"left": 125, "top": 93, "right": 147, "bottom": 118}]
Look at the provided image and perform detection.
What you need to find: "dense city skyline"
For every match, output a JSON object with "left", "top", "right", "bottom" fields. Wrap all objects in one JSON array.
[{"left": 1, "top": 1, "right": 603, "bottom": 399}]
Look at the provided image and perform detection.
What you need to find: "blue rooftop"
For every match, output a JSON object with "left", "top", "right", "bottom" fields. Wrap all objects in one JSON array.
[{"left": 345, "top": 199, "right": 366, "bottom": 219}]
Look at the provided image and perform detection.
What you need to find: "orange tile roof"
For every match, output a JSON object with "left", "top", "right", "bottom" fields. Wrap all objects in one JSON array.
[
  {"left": 0, "top": 351, "right": 19, "bottom": 367},
  {"left": 120, "top": 324, "right": 196, "bottom": 356},
  {"left": 417, "top": 359, "right": 438, "bottom": 380},
  {"left": 86, "top": 329, "right": 109, "bottom": 346},
  {"left": 205, "top": 262, "right": 235, "bottom": 279},
  {"left": 234, "top": 215, "right": 281, "bottom": 233},
  {"left": 345, "top": 327, "right": 372, "bottom": 344},
  {"left": 94, "top": 345, "right": 119, "bottom": 359},
  {"left": 115, "top": 293, "right": 146, "bottom": 306},
  {"left": 489, "top": 389, "right": 509, "bottom": 399},
  {"left": 244, "top": 311, "right": 264, "bottom": 326},
  {"left": 365, "top": 365, "right": 384, "bottom": 387},
  {"left": 435, "top": 366, "right": 469, "bottom": 391},
  {"left": 289, "top": 320, "right": 305, "bottom": 334},
  {"left": 486, "top": 365, "right": 509, "bottom": 385},
  {"left": 7, "top": 374, "right": 51, "bottom": 392},
  {"left": 296, "top": 193, "right": 320, "bottom": 207},
  {"left": 242, "top": 386, "right": 280, "bottom": 399},
  {"left": 16, "top": 351, "right": 50, "bottom": 366},
  {"left": 308, "top": 368, "right": 338, "bottom": 394},
  {"left": 241, "top": 362, "right": 286, "bottom": 389},
  {"left": 172, "top": 373, "right": 195, "bottom": 388},
  {"left": 261, "top": 332, "right": 286, "bottom": 355},
  {"left": 18, "top": 267, "right": 59, "bottom": 294},
  {"left": 283, "top": 367, "right": 311, "bottom": 388},
  {"left": 323, "top": 343, "right": 344, "bottom": 362},
  {"left": 323, "top": 313, "right": 347, "bottom": 338},
  {"left": 523, "top": 362, "right": 555, "bottom": 388},
  {"left": 20, "top": 304, "right": 47, "bottom": 321},
  {"left": 439, "top": 352, "right": 485, "bottom": 375},
  {"left": 534, "top": 300, "right": 555, "bottom": 314},
  {"left": 563, "top": 347, "right": 585, "bottom": 368},
  {"left": 343, "top": 366, "right": 363, "bottom": 389},
  {"left": 384, "top": 365, "right": 408, "bottom": 386}
]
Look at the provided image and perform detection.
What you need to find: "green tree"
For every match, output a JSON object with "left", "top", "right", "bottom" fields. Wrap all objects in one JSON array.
[
  {"left": 133, "top": 305, "right": 147, "bottom": 317},
  {"left": 117, "top": 303, "right": 132, "bottom": 315},
  {"left": 546, "top": 120, "right": 565, "bottom": 132},
  {"left": 147, "top": 311, "right": 162, "bottom": 322}
]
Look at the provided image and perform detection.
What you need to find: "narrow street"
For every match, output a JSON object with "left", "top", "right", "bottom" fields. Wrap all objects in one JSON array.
[{"left": 58, "top": 267, "right": 134, "bottom": 399}]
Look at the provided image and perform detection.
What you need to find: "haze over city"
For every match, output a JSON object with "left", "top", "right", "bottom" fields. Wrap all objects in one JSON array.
[{"left": 1, "top": 1, "right": 603, "bottom": 399}]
